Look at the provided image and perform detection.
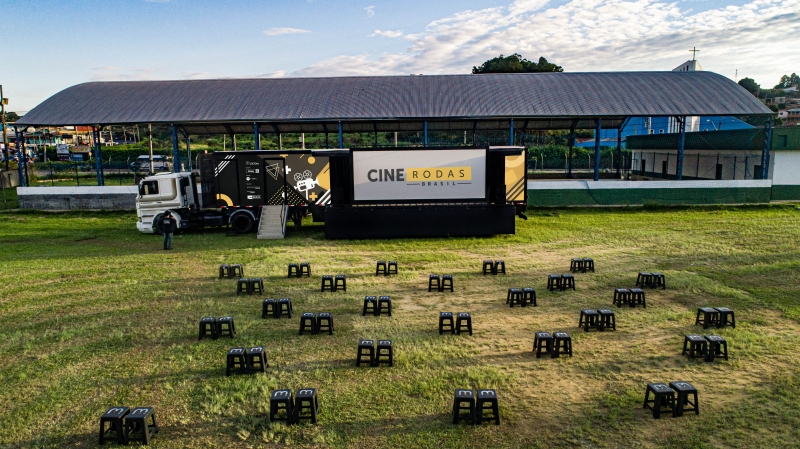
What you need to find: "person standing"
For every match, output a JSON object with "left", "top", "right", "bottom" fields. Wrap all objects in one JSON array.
[{"left": 161, "top": 211, "right": 177, "bottom": 250}]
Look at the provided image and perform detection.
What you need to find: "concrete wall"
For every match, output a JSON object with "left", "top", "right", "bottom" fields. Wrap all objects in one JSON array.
[
  {"left": 631, "top": 150, "right": 762, "bottom": 180},
  {"left": 770, "top": 150, "right": 800, "bottom": 201},
  {"left": 17, "top": 186, "right": 138, "bottom": 210},
  {"left": 527, "top": 180, "right": 774, "bottom": 206}
]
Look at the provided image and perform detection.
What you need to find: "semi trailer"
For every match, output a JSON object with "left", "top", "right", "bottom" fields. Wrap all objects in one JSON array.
[{"left": 135, "top": 146, "right": 526, "bottom": 239}]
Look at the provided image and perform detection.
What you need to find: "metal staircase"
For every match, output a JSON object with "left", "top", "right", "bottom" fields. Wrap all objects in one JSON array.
[{"left": 257, "top": 205, "right": 288, "bottom": 239}]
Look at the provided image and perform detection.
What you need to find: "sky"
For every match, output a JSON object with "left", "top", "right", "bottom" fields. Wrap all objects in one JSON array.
[{"left": 1, "top": 0, "right": 798, "bottom": 113}]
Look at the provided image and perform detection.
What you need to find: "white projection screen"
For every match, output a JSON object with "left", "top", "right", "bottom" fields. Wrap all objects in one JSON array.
[{"left": 352, "top": 149, "right": 486, "bottom": 201}]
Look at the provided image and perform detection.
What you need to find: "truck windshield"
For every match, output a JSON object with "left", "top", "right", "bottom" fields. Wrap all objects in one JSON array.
[{"left": 139, "top": 181, "right": 159, "bottom": 196}]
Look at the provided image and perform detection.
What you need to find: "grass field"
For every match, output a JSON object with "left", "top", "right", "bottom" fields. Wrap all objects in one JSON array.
[{"left": 1, "top": 205, "right": 800, "bottom": 448}]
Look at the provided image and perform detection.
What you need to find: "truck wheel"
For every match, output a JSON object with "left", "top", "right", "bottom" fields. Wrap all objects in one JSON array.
[
  {"left": 153, "top": 213, "right": 165, "bottom": 235},
  {"left": 231, "top": 213, "right": 255, "bottom": 233}
]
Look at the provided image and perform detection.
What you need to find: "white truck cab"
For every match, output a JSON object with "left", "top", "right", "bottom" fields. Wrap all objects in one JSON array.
[{"left": 136, "top": 172, "right": 196, "bottom": 233}]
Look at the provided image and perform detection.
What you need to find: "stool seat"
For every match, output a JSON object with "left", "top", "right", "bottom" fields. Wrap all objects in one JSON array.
[
  {"left": 482, "top": 260, "right": 495, "bottom": 275},
  {"left": 262, "top": 299, "right": 277, "bottom": 319},
  {"left": 377, "top": 296, "right": 392, "bottom": 317},
  {"left": 356, "top": 340, "right": 375, "bottom": 367},
  {"left": 439, "top": 312, "right": 455, "bottom": 335},
  {"left": 293, "top": 388, "right": 319, "bottom": 424},
  {"left": 363, "top": 296, "right": 377, "bottom": 316},
  {"left": 428, "top": 274, "right": 440, "bottom": 292},
  {"left": 613, "top": 288, "right": 630, "bottom": 307},
  {"left": 277, "top": 298, "right": 293, "bottom": 319},
  {"left": 669, "top": 381, "right": 699, "bottom": 417},
  {"left": 547, "top": 274, "right": 562, "bottom": 291},
  {"left": 317, "top": 312, "right": 334, "bottom": 335},
  {"left": 714, "top": 307, "right": 736, "bottom": 328},
  {"left": 533, "top": 332, "right": 554, "bottom": 358},
  {"left": 522, "top": 288, "right": 537, "bottom": 307},
  {"left": 375, "top": 340, "right": 393, "bottom": 367},
  {"left": 643, "top": 383, "right": 675, "bottom": 419},
  {"left": 476, "top": 389, "right": 500, "bottom": 425},
  {"left": 494, "top": 260, "right": 506, "bottom": 275},
  {"left": 229, "top": 264, "right": 244, "bottom": 278},
  {"left": 217, "top": 316, "right": 236, "bottom": 338},
  {"left": 453, "top": 389, "right": 476, "bottom": 424},
  {"left": 226, "top": 347, "right": 247, "bottom": 376},
  {"left": 246, "top": 346, "right": 268, "bottom": 373},
  {"left": 570, "top": 258, "right": 584, "bottom": 273},
  {"left": 387, "top": 261, "right": 398, "bottom": 275},
  {"left": 321, "top": 275, "right": 335, "bottom": 292},
  {"left": 376, "top": 260, "right": 388, "bottom": 276},
  {"left": 579, "top": 310, "right": 600, "bottom": 332},
  {"left": 123, "top": 407, "right": 158, "bottom": 445},
  {"left": 704, "top": 335, "right": 728, "bottom": 362},
  {"left": 455, "top": 312, "right": 472, "bottom": 335},
  {"left": 597, "top": 309, "right": 616, "bottom": 331},
  {"left": 629, "top": 288, "right": 646, "bottom": 308},
  {"left": 299, "top": 262, "right": 311, "bottom": 277},
  {"left": 560, "top": 274, "right": 575, "bottom": 291},
  {"left": 270, "top": 390, "right": 294, "bottom": 424},
  {"left": 99, "top": 406, "right": 130, "bottom": 445},
  {"left": 334, "top": 274, "right": 347, "bottom": 292},
  {"left": 440, "top": 274, "right": 454, "bottom": 292},
  {"left": 218, "top": 264, "right": 230, "bottom": 279},
  {"left": 582, "top": 258, "right": 595, "bottom": 272},
  {"left": 695, "top": 307, "right": 720, "bottom": 329},
  {"left": 507, "top": 288, "right": 523, "bottom": 307},
  {"left": 299, "top": 312, "right": 317, "bottom": 335},
  {"left": 553, "top": 332, "right": 572, "bottom": 357},
  {"left": 198, "top": 316, "right": 218, "bottom": 340},
  {"left": 288, "top": 263, "right": 300, "bottom": 278},
  {"left": 682, "top": 334, "right": 708, "bottom": 360}
]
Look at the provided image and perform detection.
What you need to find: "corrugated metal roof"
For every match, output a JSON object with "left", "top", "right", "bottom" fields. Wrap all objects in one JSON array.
[{"left": 16, "top": 72, "right": 771, "bottom": 133}]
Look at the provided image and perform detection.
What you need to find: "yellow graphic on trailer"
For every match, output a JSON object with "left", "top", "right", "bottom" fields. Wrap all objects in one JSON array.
[
  {"left": 505, "top": 155, "right": 526, "bottom": 202},
  {"left": 216, "top": 193, "right": 233, "bottom": 207}
]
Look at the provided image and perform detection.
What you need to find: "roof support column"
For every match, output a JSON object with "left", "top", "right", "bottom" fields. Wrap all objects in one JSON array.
[
  {"left": 171, "top": 125, "right": 180, "bottom": 172},
  {"left": 423, "top": 121, "right": 428, "bottom": 147},
  {"left": 186, "top": 134, "right": 192, "bottom": 171},
  {"left": 760, "top": 117, "right": 773, "bottom": 180},
  {"left": 616, "top": 127, "right": 622, "bottom": 178},
  {"left": 253, "top": 123, "right": 260, "bottom": 152},
  {"left": 567, "top": 120, "right": 577, "bottom": 177},
  {"left": 14, "top": 127, "right": 26, "bottom": 187},
  {"left": 338, "top": 121, "right": 343, "bottom": 149},
  {"left": 93, "top": 126, "right": 105, "bottom": 185},
  {"left": 594, "top": 119, "right": 601, "bottom": 181},
  {"left": 509, "top": 119, "right": 514, "bottom": 146},
  {"left": 676, "top": 116, "right": 686, "bottom": 180}
]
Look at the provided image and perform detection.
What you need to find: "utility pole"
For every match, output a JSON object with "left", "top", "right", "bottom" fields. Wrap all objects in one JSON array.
[
  {"left": 1, "top": 85, "right": 9, "bottom": 171},
  {"left": 148, "top": 124, "right": 154, "bottom": 175}
]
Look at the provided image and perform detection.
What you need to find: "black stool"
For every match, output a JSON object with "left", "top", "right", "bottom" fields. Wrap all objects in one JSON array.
[
  {"left": 321, "top": 275, "right": 334, "bottom": 292},
  {"left": 218, "top": 264, "right": 230, "bottom": 279},
  {"left": 441, "top": 274, "right": 454, "bottom": 292},
  {"left": 362, "top": 296, "right": 377, "bottom": 316},
  {"left": 613, "top": 288, "right": 630, "bottom": 307},
  {"left": 334, "top": 274, "right": 346, "bottom": 291},
  {"left": 636, "top": 272, "right": 652, "bottom": 287},
  {"left": 598, "top": 309, "right": 616, "bottom": 331},
  {"left": 277, "top": 298, "right": 293, "bottom": 319},
  {"left": 198, "top": 316, "right": 217, "bottom": 340},
  {"left": 377, "top": 296, "right": 392, "bottom": 317},
  {"left": 583, "top": 258, "right": 595, "bottom": 272},
  {"left": 439, "top": 312, "right": 454, "bottom": 334},
  {"left": 428, "top": 274, "right": 440, "bottom": 292},
  {"left": 579, "top": 310, "right": 600, "bottom": 332},
  {"left": 356, "top": 340, "right": 375, "bottom": 366},
  {"left": 299, "top": 312, "right": 317, "bottom": 335},
  {"left": 270, "top": 390, "right": 294, "bottom": 424},
  {"left": 247, "top": 346, "right": 268, "bottom": 373},
  {"left": 250, "top": 278, "right": 264, "bottom": 295},
  {"left": 99, "top": 406, "right": 129, "bottom": 445},
  {"left": 123, "top": 407, "right": 158, "bottom": 445},
  {"left": 547, "top": 274, "right": 562, "bottom": 291},
  {"left": 376, "top": 260, "right": 387, "bottom": 276},
  {"left": 476, "top": 389, "right": 500, "bottom": 425},
  {"left": 456, "top": 312, "right": 472, "bottom": 335},
  {"left": 288, "top": 263, "right": 300, "bottom": 278},
  {"left": 553, "top": 332, "right": 572, "bottom": 357},
  {"left": 387, "top": 261, "right": 398, "bottom": 275},
  {"left": 494, "top": 260, "right": 506, "bottom": 275},
  {"left": 507, "top": 288, "right": 523, "bottom": 307},
  {"left": 570, "top": 258, "right": 584, "bottom": 273},
  {"left": 217, "top": 316, "right": 235, "bottom": 338},
  {"left": 704, "top": 335, "right": 728, "bottom": 362},
  {"left": 482, "top": 260, "right": 494, "bottom": 275},
  {"left": 262, "top": 299, "right": 277, "bottom": 319},
  {"left": 375, "top": 340, "right": 393, "bottom": 366},
  {"left": 236, "top": 278, "right": 250, "bottom": 295},
  {"left": 715, "top": 307, "right": 735, "bottom": 328},
  {"left": 629, "top": 288, "right": 646, "bottom": 308},
  {"left": 293, "top": 388, "right": 319, "bottom": 424},
  {"left": 560, "top": 274, "right": 575, "bottom": 291},
  {"left": 682, "top": 334, "right": 708, "bottom": 360},
  {"left": 452, "top": 389, "right": 476, "bottom": 424},
  {"left": 533, "top": 332, "right": 554, "bottom": 358},
  {"left": 651, "top": 272, "right": 666, "bottom": 289},
  {"left": 643, "top": 383, "right": 675, "bottom": 419},
  {"left": 317, "top": 312, "right": 334, "bottom": 335},
  {"left": 230, "top": 264, "right": 244, "bottom": 278},
  {"left": 669, "top": 381, "right": 699, "bottom": 417},
  {"left": 522, "top": 288, "right": 537, "bottom": 306},
  {"left": 299, "top": 262, "right": 311, "bottom": 277},
  {"left": 226, "top": 347, "right": 247, "bottom": 376},
  {"left": 695, "top": 307, "right": 719, "bottom": 329}
]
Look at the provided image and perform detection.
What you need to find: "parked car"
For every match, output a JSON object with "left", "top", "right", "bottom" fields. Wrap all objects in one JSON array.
[{"left": 131, "top": 155, "right": 170, "bottom": 172}]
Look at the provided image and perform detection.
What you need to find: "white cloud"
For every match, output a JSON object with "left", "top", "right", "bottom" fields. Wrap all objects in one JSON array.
[
  {"left": 263, "top": 27, "right": 311, "bottom": 36},
  {"left": 88, "top": 66, "right": 161, "bottom": 81},
  {"left": 365, "top": 6, "right": 375, "bottom": 17},
  {"left": 370, "top": 30, "right": 404, "bottom": 38},
  {"left": 290, "top": 0, "right": 800, "bottom": 86}
]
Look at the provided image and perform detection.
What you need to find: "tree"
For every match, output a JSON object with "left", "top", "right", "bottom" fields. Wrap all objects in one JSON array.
[
  {"left": 774, "top": 73, "right": 800, "bottom": 89},
  {"left": 3, "top": 111, "right": 19, "bottom": 122},
  {"left": 737, "top": 78, "right": 760, "bottom": 96},
  {"left": 472, "top": 54, "right": 563, "bottom": 74}
]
